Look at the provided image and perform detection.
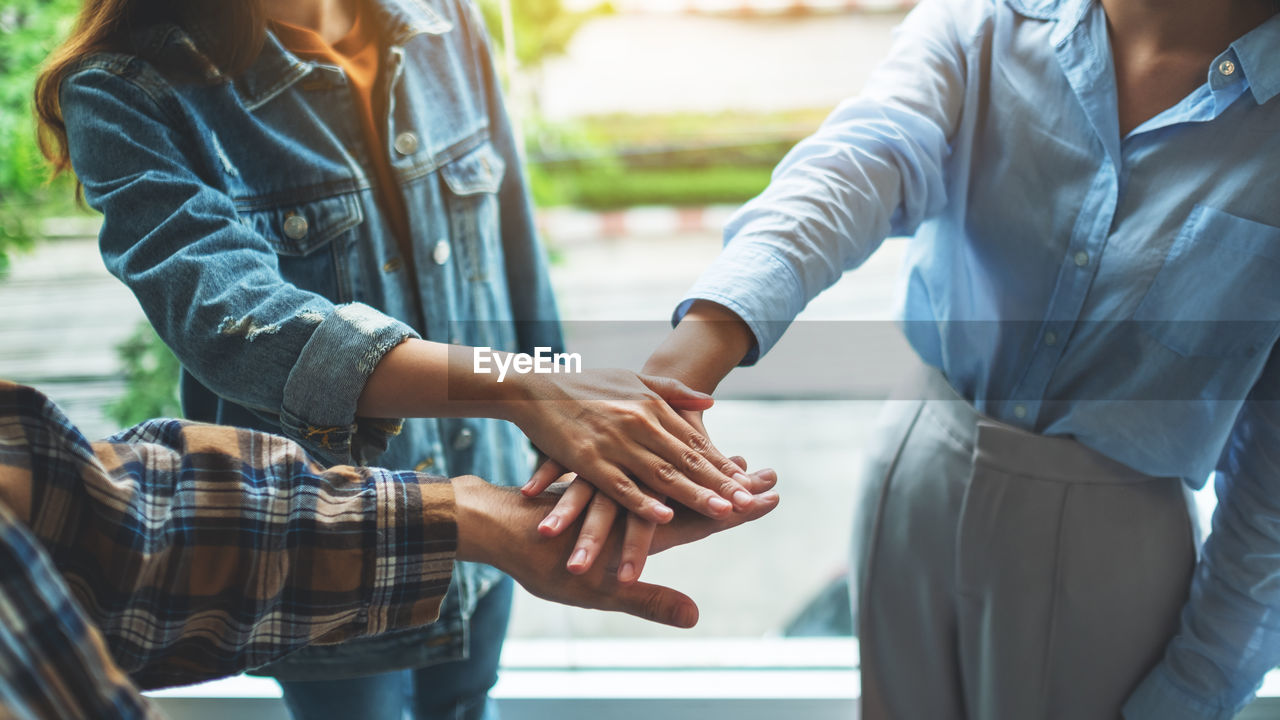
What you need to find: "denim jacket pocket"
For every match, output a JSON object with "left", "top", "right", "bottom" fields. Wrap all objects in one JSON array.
[
  {"left": 1133, "top": 204, "right": 1280, "bottom": 358},
  {"left": 239, "top": 192, "right": 365, "bottom": 301},
  {"left": 240, "top": 192, "right": 364, "bottom": 256},
  {"left": 440, "top": 141, "right": 506, "bottom": 283}
]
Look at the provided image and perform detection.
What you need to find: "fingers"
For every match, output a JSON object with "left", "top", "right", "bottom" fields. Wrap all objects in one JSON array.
[
  {"left": 650, "top": 475, "right": 781, "bottom": 554},
  {"left": 576, "top": 462, "right": 676, "bottom": 524},
  {"left": 628, "top": 446, "right": 741, "bottom": 518},
  {"left": 567, "top": 489, "right": 620, "bottom": 575},
  {"left": 538, "top": 478, "right": 594, "bottom": 537},
  {"left": 639, "top": 374, "right": 714, "bottom": 413},
  {"left": 737, "top": 466, "right": 776, "bottom": 493},
  {"left": 618, "top": 509, "right": 660, "bottom": 584},
  {"left": 640, "top": 420, "right": 754, "bottom": 515},
  {"left": 610, "top": 582, "right": 699, "bottom": 628},
  {"left": 523, "top": 458, "right": 568, "bottom": 497}
]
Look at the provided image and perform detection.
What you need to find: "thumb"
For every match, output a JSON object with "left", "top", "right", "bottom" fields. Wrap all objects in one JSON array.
[
  {"left": 610, "top": 581, "right": 700, "bottom": 628},
  {"left": 639, "top": 374, "right": 714, "bottom": 412}
]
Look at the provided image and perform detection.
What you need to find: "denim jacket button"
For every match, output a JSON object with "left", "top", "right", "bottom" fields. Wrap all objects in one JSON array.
[
  {"left": 283, "top": 214, "right": 309, "bottom": 240},
  {"left": 394, "top": 132, "right": 420, "bottom": 155},
  {"left": 433, "top": 239, "right": 451, "bottom": 265},
  {"left": 453, "top": 427, "right": 475, "bottom": 450}
]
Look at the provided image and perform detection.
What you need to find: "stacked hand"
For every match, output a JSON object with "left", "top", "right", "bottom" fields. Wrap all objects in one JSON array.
[
  {"left": 454, "top": 469, "right": 779, "bottom": 627},
  {"left": 508, "top": 369, "right": 757, "bottom": 524},
  {"left": 517, "top": 378, "right": 757, "bottom": 584}
]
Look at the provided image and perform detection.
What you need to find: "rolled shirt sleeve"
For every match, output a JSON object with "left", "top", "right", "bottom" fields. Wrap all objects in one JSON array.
[
  {"left": 61, "top": 62, "right": 416, "bottom": 465},
  {"left": 677, "top": 0, "right": 976, "bottom": 362}
]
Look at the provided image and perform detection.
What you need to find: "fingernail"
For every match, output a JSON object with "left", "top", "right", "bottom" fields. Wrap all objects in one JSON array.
[
  {"left": 708, "top": 496, "right": 732, "bottom": 514},
  {"left": 676, "top": 603, "right": 698, "bottom": 627},
  {"left": 733, "top": 472, "right": 751, "bottom": 485},
  {"left": 521, "top": 481, "right": 535, "bottom": 494},
  {"left": 732, "top": 489, "right": 753, "bottom": 508},
  {"left": 569, "top": 548, "right": 587, "bottom": 571},
  {"left": 538, "top": 516, "right": 559, "bottom": 534},
  {"left": 651, "top": 501, "right": 674, "bottom": 521},
  {"left": 619, "top": 562, "right": 636, "bottom": 582}
]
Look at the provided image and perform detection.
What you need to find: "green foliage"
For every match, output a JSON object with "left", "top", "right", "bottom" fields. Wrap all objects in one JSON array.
[
  {"left": 0, "top": 0, "right": 82, "bottom": 270},
  {"left": 566, "top": 109, "right": 830, "bottom": 147},
  {"left": 105, "top": 322, "right": 183, "bottom": 427},
  {"left": 525, "top": 109, "right": 829, "bottom": 209},
  {"left": 535, "top": 163, "right": 775, "bottom": 209},
  {"left": 476, "top": 0, "right": 611, "bottom": 69}
]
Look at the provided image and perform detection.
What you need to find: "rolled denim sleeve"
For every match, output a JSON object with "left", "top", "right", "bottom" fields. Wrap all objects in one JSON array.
[
  {"left": 61, "top": 62, "right": 414, "bottom": 465},
  {"left": 1125, "top": 348, "right": 1280, "bottom": 719},
  {"left": 678, "top": 0, "right": 979, "bottom": 362}
]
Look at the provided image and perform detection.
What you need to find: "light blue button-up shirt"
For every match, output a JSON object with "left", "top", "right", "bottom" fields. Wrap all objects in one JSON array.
[{"left": 680, "top": 0, "right": 1280, "bottom": 716}]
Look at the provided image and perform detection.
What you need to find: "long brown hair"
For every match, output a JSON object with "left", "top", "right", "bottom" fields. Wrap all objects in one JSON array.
[{"left": 35, "top": 0, "right": 266, "bottom": 180}]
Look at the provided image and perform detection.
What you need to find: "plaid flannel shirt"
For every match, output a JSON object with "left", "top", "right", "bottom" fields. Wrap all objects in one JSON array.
[{"left": 0, "top": 381, "right": 457, "bottom": 719}]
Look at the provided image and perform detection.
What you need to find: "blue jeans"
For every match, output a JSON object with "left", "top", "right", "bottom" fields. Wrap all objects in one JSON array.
[{"left": 278, "top": 577, "right": 513, "bottom": 720}]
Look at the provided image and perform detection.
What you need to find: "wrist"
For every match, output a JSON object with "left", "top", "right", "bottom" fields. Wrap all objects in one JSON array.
[
  {"left": 453, "top": 475, "right": 511, "bottom": 567},
  {"left": 643, "top": 300, "right": 753, "bottom": 393},
  {"left": 449, "top": 347, "right": 535, "bottom": 422}
]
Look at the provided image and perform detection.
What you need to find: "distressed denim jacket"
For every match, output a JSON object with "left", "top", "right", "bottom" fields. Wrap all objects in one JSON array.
[{"left": 60, "top": 0, "right": 562, "bottom": 678}]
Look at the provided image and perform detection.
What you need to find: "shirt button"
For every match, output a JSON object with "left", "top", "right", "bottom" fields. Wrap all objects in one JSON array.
[
  {"left": 1013, "top": 404, "right": 1028, "bottom": 419},
  {"left": 283, "top": 214, "right": 309, "bottom": 240},
  {"left": 1218, "top": 59, "right": 1236, "bottom": 76},
  {"left": 1044, "top": 331, "right": 1058, "bottom": 346},
  {"left": 383, "top": 257, "right": 403, "bottom": 273},
  {"left": 453, "top": 427, "right": 475, "bottom": 450},
  {"left": 414, "top": 457, "right": 435, "bottom": 472},
  {"left": 394, "top": 131, "right": 419, "bottom": 155},
  {"left": 1074, "top": 251, "right": 1090, "bottom": 267},
  {"left": 433, "top": 239, "right": 451, "bottom": 265}
]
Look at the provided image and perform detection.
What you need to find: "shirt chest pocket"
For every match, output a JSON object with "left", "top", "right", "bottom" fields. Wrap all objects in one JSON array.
[
  {"left": 238, "top": 192, "right": 364, "bottom": 301},
  {"left": 1133, "top": 204, "right": 1280, "bottom": 358},
  {"left": 439, "top": 141, "right": 506, "bottom": 283}
]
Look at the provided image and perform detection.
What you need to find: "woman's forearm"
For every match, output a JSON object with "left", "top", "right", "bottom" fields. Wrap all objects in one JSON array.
[
  {"left": 356, "top": 338, "right": 529, "bottom": 420},
  {"left": 642, "top": 300, "right": 756, "bottom": 394}
]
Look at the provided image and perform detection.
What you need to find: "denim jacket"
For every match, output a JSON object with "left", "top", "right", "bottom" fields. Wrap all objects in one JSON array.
[{"left": 60, "top": 0, "right": 562, "bottom": 678}]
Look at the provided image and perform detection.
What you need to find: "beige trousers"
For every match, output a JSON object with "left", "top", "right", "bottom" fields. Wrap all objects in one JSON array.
[{"left": 851, "top": 363, "right": 1197, "bottom": 720}]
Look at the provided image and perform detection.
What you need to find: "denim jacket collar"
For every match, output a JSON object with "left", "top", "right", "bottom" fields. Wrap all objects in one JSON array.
[
  {"left": 132, "top": 0, "right": 454, "bottom": 111},
  {"left": 238, "top": 0, "right": 455, "bottom": 110}
]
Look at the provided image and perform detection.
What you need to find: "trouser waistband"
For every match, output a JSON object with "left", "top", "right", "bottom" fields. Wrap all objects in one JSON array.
[{"left": 911, "top": 362, "right": 1166, "bottom": 485}]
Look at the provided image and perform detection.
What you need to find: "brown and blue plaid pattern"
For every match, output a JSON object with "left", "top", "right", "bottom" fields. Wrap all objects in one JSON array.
[{"left": 0, "top": 381, "right": 456, "bottom": 718}]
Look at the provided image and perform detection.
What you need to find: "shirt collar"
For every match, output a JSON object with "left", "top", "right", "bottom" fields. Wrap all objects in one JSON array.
[
  {"left": 1048, "top": 0, "right": 1097, "bottom": 46},
  {"left": 1016, "top": 0, "right": 1280, "bottom": 101},
  {"left": 235, "top": 0, "right": 453, "bottom": 110},
  {"left": 1003, "top": 0, "right": 1067, "bottom": 22},
  {"left": 1228, "top": 12, "right": 1280, "bottom": 105}
]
